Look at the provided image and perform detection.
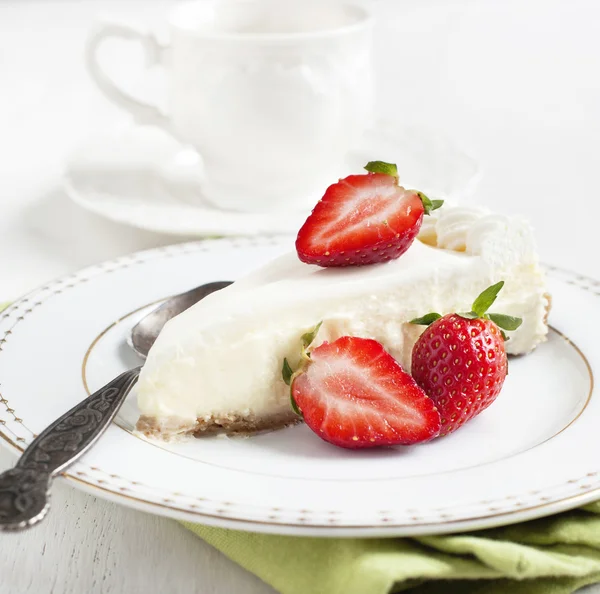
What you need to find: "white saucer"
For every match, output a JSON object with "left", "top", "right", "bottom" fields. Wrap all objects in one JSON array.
[{"left": 63, "top": 120, "right": 480, "bottom": 237}]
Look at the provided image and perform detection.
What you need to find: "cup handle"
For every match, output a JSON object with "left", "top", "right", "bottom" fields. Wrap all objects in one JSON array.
[{"left": 85, "top": 22, "right": 172, "bottom": 132}]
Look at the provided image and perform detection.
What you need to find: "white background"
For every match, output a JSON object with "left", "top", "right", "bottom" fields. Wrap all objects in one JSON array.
[{"left": 0, "top": 1, "right": 599, "bottom": 592}]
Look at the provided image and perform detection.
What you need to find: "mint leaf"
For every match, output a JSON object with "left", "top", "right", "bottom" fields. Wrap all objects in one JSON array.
[
  {"left": 282, "top": 358, "right": 294, "bottom": 386},
  {"left": 410, "top": 312, "right": 442, "bottom": 326},
  {"left": 472, "top": 281, "right": 505, "bottom": 317},
  {"left": 301, "top": 321, "right": 322, "bottom": 349},
  {"left": 430, "top": 199, "right": 444, "bottom": 211},
  {"left": 364, "top": 161, "right": 398, "bottom": 179},
  {"left": 487, "top": 313, "right": 523, "bottom": 331}
]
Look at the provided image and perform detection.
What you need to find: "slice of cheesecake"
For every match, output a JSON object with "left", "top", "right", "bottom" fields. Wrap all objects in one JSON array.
[{"left": 136, "top": 206, "right": 550, "bottom": 440}]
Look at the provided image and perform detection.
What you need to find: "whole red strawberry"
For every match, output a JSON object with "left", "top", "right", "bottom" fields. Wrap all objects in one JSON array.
[
  {"left": 410, "top": 282, "right": 522, "bottom": 436},
  {"left": 296, "top": 161, "right": 443, "bottom": 267},
  {"left": 282, "top": 326, "right": 441, "bottom": 449}
]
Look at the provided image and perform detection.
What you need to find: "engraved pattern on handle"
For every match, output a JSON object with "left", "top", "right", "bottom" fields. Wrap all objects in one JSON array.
[{"left": 0, "top": 367, "right": 141, "bottom": 531}]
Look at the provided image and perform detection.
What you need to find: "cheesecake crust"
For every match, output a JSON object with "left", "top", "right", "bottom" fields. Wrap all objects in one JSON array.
[{"left": 136, "top": 410, "right": 300, "bottom": 440}]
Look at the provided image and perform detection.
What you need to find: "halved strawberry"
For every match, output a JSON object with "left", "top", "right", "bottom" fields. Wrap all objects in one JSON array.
[
  {"left": 295, "top": 161, "right": 442, "bottom": 267},
  {"left": 284, "top": 332, "right": 441, "bottom": 449}
]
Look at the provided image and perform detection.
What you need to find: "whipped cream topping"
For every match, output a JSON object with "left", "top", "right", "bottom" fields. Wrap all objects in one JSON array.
[
  {"left": 418, "top": 205, "right": 489, "bottom": 251},
  {"left": 436, "top": 207, "right": 490, "bottom": 251},
  {"left": 416, "top": 213, "right": 438, "bottom": 247},
  {"left": 418, "top": 206, "right": 540, "bottom": 267}
]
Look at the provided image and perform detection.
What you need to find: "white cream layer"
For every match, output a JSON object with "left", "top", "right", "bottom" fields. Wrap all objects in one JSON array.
[{"left": 137, "top": 208, "right": 549, "bottom": 426}]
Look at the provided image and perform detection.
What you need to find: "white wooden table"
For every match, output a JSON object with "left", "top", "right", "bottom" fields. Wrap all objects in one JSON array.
[{"left": 1, "top": 1, "right": 599, "bottom": 592}]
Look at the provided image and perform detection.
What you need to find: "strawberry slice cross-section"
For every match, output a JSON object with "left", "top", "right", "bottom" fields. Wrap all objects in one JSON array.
[
  {"left": 295, "top": 161, "right": 442, "bottom": 267},
  {"left": 289, "top": 335, "right": 441, "bottom": 449}
]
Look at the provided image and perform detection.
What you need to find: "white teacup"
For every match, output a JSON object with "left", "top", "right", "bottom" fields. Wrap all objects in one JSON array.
[{"left": 86, "top": 1, "right": 373, "bottom": 213}]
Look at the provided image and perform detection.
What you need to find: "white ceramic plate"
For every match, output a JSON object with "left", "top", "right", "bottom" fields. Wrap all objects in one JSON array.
[
  {"left": 63, "top": 120, "right": 480, "bottom": 237},
  {"left": 0, "top": 237, "right": 598, "bottom": 537}
]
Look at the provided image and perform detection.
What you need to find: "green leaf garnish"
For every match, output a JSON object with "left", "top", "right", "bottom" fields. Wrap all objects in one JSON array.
[
  {"left": 487, "top": 313, "right": 523, "bottom": 332},
  {"left": 472, "top": 281, "right": 505, "bottom": 317},
  {"left": 290, "top": 392, "right": 303, "bottom": 417},
  {"left": 301, "top": 321, "right": 322, "bottom": 349},
  {"left": 410, "top": 312, "right": 442, "bottom": 326},
  {"left": 416, "top": 192, "right": 444, "bottom": 216},
  {"left": 364, "top": 161, "right": 398, "bottom": 180},
  {"left": 282, "top": 358, "right": 294, "bottom": 386}
]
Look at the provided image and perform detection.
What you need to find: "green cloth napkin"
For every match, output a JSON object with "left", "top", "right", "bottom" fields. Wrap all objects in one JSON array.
[{"left": 183, "top": 502, "right": 600, "bottom": 593}]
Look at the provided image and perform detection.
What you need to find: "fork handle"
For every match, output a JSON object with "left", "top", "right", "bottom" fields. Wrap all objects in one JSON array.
[{"left": 0, "top": 366, "right": 141, "bottom": 531}]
